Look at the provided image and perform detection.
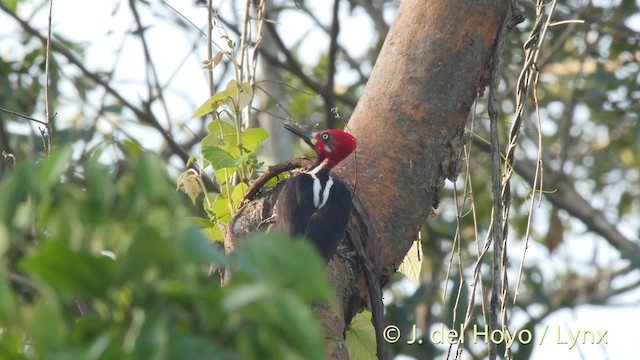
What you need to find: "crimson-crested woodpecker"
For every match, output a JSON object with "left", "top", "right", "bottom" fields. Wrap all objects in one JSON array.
[{"left": 275, "top": 123, "right": 357, "bottom": 261}]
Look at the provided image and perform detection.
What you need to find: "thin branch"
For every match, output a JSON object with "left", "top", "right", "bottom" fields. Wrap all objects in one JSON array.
[
  {"left": 487, "top": 1, "right": 526, "bottom": 358},
  {"left": 249, "top": 0, "right": 266, "bottom": 88},
  {"left": 215, "top": 12, "right": 358, "bottom": 110},
  {"left": 128, "top": 0, "right": 173, "bottom": 131},
  {"left": 237, "top": 0, "right": 251, "bottom": 81},
  {"left": 44, "top": 0, "right": 53, "bottom": 154},
  {"left": 352, "top": 0, "right": 389, "bottom": 37},
  {"left": 260, "top": 18, "right": 357, "bottom": 109},
  {"left": 548, "top": 19, "right": 585, "bottom": 27},
  {"left": 0, "top": 2, "right": 216, "bottom": 190},
  {"left": 472, "top": 137, "right": 640, "bottom": 262},
  {"left": 325, "top": 0, "right": 340, "bottom": 128},
  {"left": 296, "top": 4, "right": 369, "bottom": 86},
  {"left": 207, "top": 0, "right": 215, "bottom": 96},
  {"left": 507, "top": 0, "right": 557, "bottom": 306},
  {"left": 0, "top": 106, "right": 49, "bottom": 126}
]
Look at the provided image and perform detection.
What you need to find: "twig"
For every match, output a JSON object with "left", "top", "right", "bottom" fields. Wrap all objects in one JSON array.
[
  {"left": 213, "top": 13, "right": 357, "bottom": 109},
  {"left": 237, "top": 0, "right": 251, "bottom": 82},
  {"left": 241, "top": 157, "right": 313, "bottom": 203},
  {"left": 207, "top": 0, "right": 215, "bottom": 95},
  {"left": 295, "top": 4, "right": 369, "bottom": 86},
  {"left": 351, "top": 0, "right": 389, "bottom": 37},
  {"left": 0, "top": 2, "right": 216, "bottom": 191},
  {"left": 128, "top": 0, "right": 173, "bottom": 131},
  {"left": 487, "top": 1, "right": 524, "bottom": 358},
  {"left": 43, "top": 0, "right": 53, "bottom": 154},
  {"left": 249, "top": 0, "right": 266, "bottom": 88},
  {"left": 509, "top": 0, "right": 558, "bottom": 306},
  {"left": 260, "top": 17, "right": 357, "bottom": 109},
  {"left": 0, "top": 106, "right": 48, "bottom": 126},
  {"left": 325, "top": 0, "right": 340, "bottom": 128},
  {"left": 548, "top": 19, "right": 584, "bottom": 27}
]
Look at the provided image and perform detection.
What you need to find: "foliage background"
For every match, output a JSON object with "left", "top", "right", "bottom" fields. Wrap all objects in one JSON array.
[{"left": 1, "top": 0, "right": 639, "bottom": 359}]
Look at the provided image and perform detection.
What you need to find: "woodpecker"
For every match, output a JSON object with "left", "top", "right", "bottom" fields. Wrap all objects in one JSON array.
[{"left": 275, "top": 123, "right": 357, "bottom": 261}]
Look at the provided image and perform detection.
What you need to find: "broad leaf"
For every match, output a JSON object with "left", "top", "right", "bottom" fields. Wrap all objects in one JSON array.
[
  {"left": 191, "top": 88, "right": 235, "bottom": 118},
  {"left": 241, "top": 128, "right": 268, "bottom": 152},
  {"left": 345, "top": 311, "right": 377, "bottom": 360},
  {"left": 38, "top": 146, "right": 72, "bottom": 186},
  {"left": 21, "top": 240, "right": 114, "bottom": 298},
  {"left": 397, "top": 240, "right": 422, "bottom": 286},
  {"left": 231, "top": 183, "right": 249, "bottom": 208},
  {"left": 191, "top": 80, "right": 253, "bottom": 118},
  {"left": 226, "top": 80, "right": 253, "bottom": 111},
  {"left": 176, "top": 169, "right": 201, "bottom": 205},
  {"left": 201, "top": 145, "right": 249, "bottom": 171}
]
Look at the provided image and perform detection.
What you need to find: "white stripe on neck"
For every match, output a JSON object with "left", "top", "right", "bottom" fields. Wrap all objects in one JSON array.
[
  {"left": 308, "top": 173, "right": 334, "bottom": 209},
  {"left": 308, "top": 159, "right": 329, "bottom": 175},
  {"left": 320, "top": 177, "right": 333, "bottom": 208}
]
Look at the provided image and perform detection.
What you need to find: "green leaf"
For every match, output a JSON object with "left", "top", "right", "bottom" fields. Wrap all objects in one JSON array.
[
  {"left": 190, "top": 215, "right": 224, "bottom": 242},
  {"left": 345, "top": 311, "right": 377, "bottom": 360},
  {"left": 210, "top": 195, "right": 232, "bottom": 224},
  {"left": 222, "top": 283, "right": 274, "bottom": 311},
  {"left": 20, "top": 240, "right": 114, "bottom": 298},
  {"left": 241, "top": 128, "right": 268, "bottom": 152},
  {"left": 30, "top": 299, "right": 67, "bottom": 356},
  {"left": 0, "top": 260, "right": 17, "bottom": 323},
  {"left": 231, "top": 183, "right": 248, "bottom": 208},
  {"left": 188, "top": 217, "right": 217, "bottom": 229},
  {"left": 3, "top": 0, "right": 17, "bottom": 12},
  {"left": 201, "top": 145, "right": 234, "bottom": 169},
  {"left": 134, "top": 152, "right": 172, "bottom": 198},
  {"left": 226, "top": 80, "right": 253, "bottom": 111},
  {"left": 191, "top": 80, "right": 253, "bottom": 118},
  {"left": 169, "top": 336, "right": 235, "bottom": 360},
  {"left": 38, "top": 146, "right": 72, "bottom": 186},
  {"left": 230, "top": 232, "right": 333, "bottom": 304},
  {"left": 116, "top": 227, "right": 173, "bottom": 283},
  {"left": 191, "top": 89, "right": 235, "bottom": 118},
  {"left": 204, "top": 120, "right": 237, "bottom": 147},
  {"left": 201, "top": 120, "right": 243, "bottom": 168},
  {"left": 213, "top": 168, "right": 230, "bottom": 186},
  {"left": 273, "top": 292, "right": 325, "bottom": 360},
  {"left": 201, "top": 145, "right": 250, "bottom": 171},
  {"left": 178, "top": 227, "right": 226, "bottom": 264}
]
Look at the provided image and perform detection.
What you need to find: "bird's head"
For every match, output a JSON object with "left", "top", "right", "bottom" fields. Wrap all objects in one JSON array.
[{"left": 284, "top": 123, "right": 357, "bottom": 169}]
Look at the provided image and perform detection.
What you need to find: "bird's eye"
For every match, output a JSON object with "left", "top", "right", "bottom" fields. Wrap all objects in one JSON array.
[{"left": 321, "top": 133, "right": 331, "bottom": 141}]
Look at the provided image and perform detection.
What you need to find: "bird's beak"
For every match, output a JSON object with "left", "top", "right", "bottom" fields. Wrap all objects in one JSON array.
[{"left": 284, "top": 123, "right": 316, "bottom": 149}]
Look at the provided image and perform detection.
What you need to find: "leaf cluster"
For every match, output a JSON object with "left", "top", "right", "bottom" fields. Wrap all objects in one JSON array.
[{"left": 0, "top": 145, "right": 331, "bottom": 360}]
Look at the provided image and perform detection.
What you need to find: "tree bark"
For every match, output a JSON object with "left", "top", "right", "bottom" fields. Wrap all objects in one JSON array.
[
  {"left": 231, "top": 0, "right": 515, "bottom": 358},
  {"left": 332, "top": 0, "right": 513, "bottom": 357},
  {"left": 337, "top": 0, "right": 509, "bottom": 276}
]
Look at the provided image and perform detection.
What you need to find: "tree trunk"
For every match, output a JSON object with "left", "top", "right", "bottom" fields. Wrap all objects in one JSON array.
[
  {"left": 231, "top": 0, "right": 516, "bottom": 358},
  {"left": 331, "top": 0, "right": 514, "bottom": 357}
]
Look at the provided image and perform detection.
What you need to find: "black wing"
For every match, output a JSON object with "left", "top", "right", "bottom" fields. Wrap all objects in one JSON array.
[
  {"left": 304, "top": 179, "right": 352, "bottom": 261},
  {"left": 275, "top": 174, "right": 317, "bottom": 238},
  {"left": 275, "top": 174, "right": 352, "bottom": 261}
]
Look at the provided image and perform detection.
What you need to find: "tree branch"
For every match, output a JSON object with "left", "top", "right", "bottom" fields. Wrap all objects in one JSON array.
[
  {"left": 261, "top": 17, "right": 358, "bottom": 109},
  {"left": 351, "top": 0, "right": 389, "bottom": 37},
  {"left": 0, "top": 2, "right": 216, "bottom": 190},
  {"left": 473, "top": 138, "right": 640, "bottom": 263},
  {"left": 325, "top": 0, "right": 341, "bottom": 128}
]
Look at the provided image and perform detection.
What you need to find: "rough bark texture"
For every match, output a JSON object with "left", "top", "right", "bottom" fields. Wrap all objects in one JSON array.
[
  {"left": 230, "top": 0, "right": 512, "bottom": 358},
  {"left": 336, "top": 0, "right": 508, "bottom": 271}
]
